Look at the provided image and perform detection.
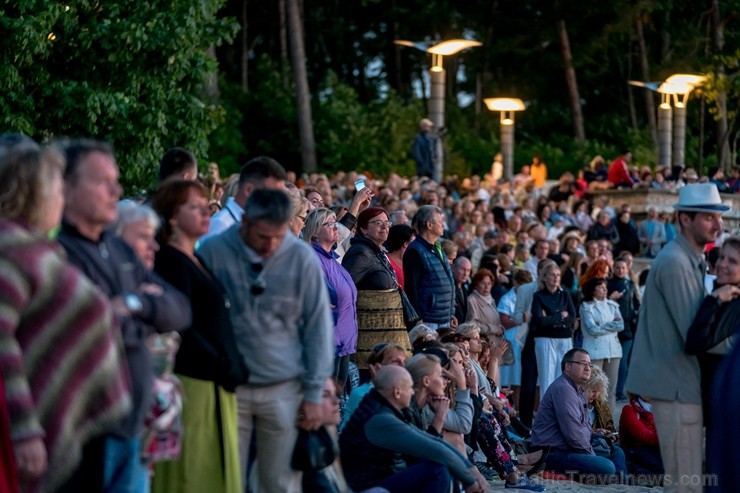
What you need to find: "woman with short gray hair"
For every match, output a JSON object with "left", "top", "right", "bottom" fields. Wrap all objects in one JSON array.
[{"left": 112, "top": 200, "right": 160, "bottom": 270}]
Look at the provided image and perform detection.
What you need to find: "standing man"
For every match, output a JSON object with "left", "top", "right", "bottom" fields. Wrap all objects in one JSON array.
[
  {"left": 404, "top": 205, "right": 455, "bottom": 329},
  {"left": 58, "top": 139, "right": 191, "bottom": 492},
  {"left": 524, "top": 239, "right": 550, "bottom": 281},
  {"left": 202, "top": 156, "right": 287, "bottom": 240},
  {"left": 626, "top": 183, "right": 728, "bottom": 492},
  {"left": 158, "top": 147, "right": 198, "bottom": 183},
  {"left": 452, "top": 256, "right": 472, "bottom": 326},
  {"left": 637, "top": 206, "right": 666, "bottom": 258},
  {"left": 411, "top": 118, "right": 437, "bottom": 179},
  {"left": 199, "top": 189, "right": 334, "bottom": 493}
]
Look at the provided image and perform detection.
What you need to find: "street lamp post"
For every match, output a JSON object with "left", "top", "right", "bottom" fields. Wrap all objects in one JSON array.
[
  {"left": 657, "top": 93, "right": 672, "bottom": 166},
  {"left": 395, "top": 39, "right": 481, "bottom": 182},
  {"left": 484, "top": 98, "right": 525, "bottom": 181},
  {"left": 629, "top": 74, "right": 705, "bottom": 168},
  {"left": 658, "top": 74, "right": 705, "bottom": 168}
]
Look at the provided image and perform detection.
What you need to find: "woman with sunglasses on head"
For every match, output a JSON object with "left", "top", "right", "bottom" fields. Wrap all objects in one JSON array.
[
  {"left": 151, "top": 180, "right": 246, "bottom": 493},
  {"left": 302, "top": 208, "right": 359, "bottom": 396}
]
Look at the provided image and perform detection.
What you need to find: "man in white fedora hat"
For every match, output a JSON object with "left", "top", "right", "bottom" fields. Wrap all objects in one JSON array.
[{"left": 626, "top": 182, "right": 729, "bottom": 492}]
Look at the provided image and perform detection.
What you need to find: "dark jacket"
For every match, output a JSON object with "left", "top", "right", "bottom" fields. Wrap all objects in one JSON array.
[
  {"left": 587, "top": 222, "right": 620, "bottom": 245},
  {"left": 342, "top": 234, "right": 397, "bottom": 291},
  {"left": 411, "top": 131, "right": 436, "bottom": 178},
  {"left": 454, "top": 283, "right": 468, "bottom": 323},
  {"left": 154, "top": 244, "right": 247, "bottom": 391},
  {"left": 58, "top": 221, "right": 191, "bottom": 438},
  {"left": 615, "top": 221, "right": 640, "bottom": 255},
  {"left": 403, "top": 237, "right": 455, "bottom": 325},
  {"left": 607, "top": 277, "right": 640, "bottom": 341},
  {"left": 339, "top": 389, "right": 474, "bottom": 491},
  {"left": 530, "top": 287, "right": 576, "bottom": 339}
]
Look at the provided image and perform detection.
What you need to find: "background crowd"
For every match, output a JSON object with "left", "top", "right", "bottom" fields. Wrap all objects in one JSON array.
[{"left": 0, "top": 134, "right": 738, "bottom": 493}]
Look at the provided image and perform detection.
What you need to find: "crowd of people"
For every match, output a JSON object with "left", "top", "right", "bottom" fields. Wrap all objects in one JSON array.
[{"left": 0, "top": 131, "right": 739, "bottom": 493}]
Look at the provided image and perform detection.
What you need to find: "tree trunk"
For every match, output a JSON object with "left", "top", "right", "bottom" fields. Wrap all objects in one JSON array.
[
  {"left": 286, "top": 0, "right": 317, "bottom": 172},
  {"left": 557, "top": 19, "right": 585, "bottom": 142},
  {"left": 240, "top": 1, "right": 248, "bottom": 93},
  {"left": 711, "top": 0, "right": 731, "bottom": 171},
  {"left": 205, "top": 45, "right": 219, "bottom": 99},
  {"left": 634, "top": 13, "right": 658, "bottom": 150},
  {"left": 279, "top": 0, "right": 289, "bottom": 88}
]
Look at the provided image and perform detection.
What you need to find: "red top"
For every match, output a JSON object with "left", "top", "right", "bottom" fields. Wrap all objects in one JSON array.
[
  {"left": 608, "top": 157, "right": 633, "bottom": 186},
  {"left": 388, "top": 256, "right": 405, "bottom": 290},
  {"left": 619, "top": 401, "right": 659, "bottom": 449}
]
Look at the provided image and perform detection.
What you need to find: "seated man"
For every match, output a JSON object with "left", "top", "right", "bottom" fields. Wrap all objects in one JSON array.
[
  {"left": 339, "top": 366, "right": 490, "bottom": 493},
  {"left": 531, "top": 348, "right": 627, "bottom": 481}
]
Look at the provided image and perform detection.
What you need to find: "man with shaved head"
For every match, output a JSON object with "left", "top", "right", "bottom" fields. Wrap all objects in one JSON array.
[{"left": 340, "top": 366, "right": 490, "bottom": 492}]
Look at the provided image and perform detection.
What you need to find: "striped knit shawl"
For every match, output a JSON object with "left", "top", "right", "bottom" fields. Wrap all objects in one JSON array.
[{"left": 0, "top": 219, "right": 131, "bottom": 493}]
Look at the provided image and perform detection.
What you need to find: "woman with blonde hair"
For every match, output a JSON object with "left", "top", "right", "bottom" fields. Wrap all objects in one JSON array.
[
  {"left": 530, "top": 262, "right": 576, "bottom": 394},
  {"left": 302, "top": 208, "right": 358, "bottom": 394},
  {"left": 289, "top": 195, "right": 309, "bottom": 237},
  {"left": 583, "top": 365, "right": 615, "bottom": 434}
]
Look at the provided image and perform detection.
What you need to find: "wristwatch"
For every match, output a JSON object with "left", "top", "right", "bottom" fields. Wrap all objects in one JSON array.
[{"left": 124, "top": 293, "right": 144, "bottom": 315}]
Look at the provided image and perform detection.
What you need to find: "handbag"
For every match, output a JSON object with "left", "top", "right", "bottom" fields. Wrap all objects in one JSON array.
[
  {"left": 590, "top": 433, "right": 615, "bottom": 458},
  {"left": 398, "top": 288, "right": 422, "bottom": 329},
  {"left": 141, "top": 333, "right": 184, "bottom": 463},
  {"left": 291, "top": 426, "right": 338, "bottom": 472}
]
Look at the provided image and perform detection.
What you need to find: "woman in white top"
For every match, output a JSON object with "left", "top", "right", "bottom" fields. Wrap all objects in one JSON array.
[{"left": 579, "top": 277, "right": 623, "bottom": 409}]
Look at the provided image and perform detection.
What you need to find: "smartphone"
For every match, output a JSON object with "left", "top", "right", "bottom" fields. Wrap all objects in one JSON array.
[{"left": 354, "top": 179, "right": 366, "bottom": 191}]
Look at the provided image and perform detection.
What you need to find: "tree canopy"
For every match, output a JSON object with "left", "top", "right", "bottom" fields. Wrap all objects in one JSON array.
[{"left": 2, "top": 0, "right": 740, "bottom": 192}]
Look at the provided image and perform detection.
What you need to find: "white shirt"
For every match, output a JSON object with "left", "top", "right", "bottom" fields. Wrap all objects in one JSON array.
[{"left": 201, "top": 197, "right": 243, "bottom": 243}]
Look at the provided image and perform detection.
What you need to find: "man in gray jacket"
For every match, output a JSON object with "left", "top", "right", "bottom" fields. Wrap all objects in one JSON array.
[
  {"left": 626, "top": 183, "right": 728, "bottom": 493},
  {"left": 199, "top": 189, "right": 334, "bottom": 493}
]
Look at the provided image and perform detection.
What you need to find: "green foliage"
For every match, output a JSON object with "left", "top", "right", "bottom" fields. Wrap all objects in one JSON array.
[
  {"left": 0, "top": 0, "right": 239, "bottom": 194},
  {"left": 314, "top": 72, "right": 424, "bottom": 177}
]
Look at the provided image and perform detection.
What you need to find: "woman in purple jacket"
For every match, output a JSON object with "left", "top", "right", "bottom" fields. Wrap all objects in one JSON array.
[{"left": 302, "top": 208, "right": 359, "bottom": 395}]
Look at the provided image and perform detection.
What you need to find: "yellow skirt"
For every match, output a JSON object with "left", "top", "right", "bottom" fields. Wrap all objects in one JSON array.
[{"left": 151, "top": 375, "right": 241, "bottom": 493}]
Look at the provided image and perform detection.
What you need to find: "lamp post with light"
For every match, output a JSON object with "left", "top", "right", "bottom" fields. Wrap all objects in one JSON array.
[
  {"left": 484, "top": 98, "right": 525, "bottom": 181},
  {"left": 629, "top": 73, "right": 705, "bottom": 168},
  {"left": 395, "top": 39, "right": 481, "bottom": 182}
]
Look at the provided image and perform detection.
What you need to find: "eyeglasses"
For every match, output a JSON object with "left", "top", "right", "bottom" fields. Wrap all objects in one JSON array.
[
  {"left": 368, "top": 220, "right": 392, "bottom": 228},
  {"left": 569, "top": 360, "right": 594, "bottom": 369},
  {"left": 322, "top": 222, "right": 338, "bottom": 230},
  {"left": 297, "top": 215, "right": 307, "bottom": 222}
]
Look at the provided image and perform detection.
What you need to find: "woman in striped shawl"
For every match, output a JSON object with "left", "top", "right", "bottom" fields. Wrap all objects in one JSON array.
[{"left": 0, "top": 135, "right": 131, "bottom": 493}]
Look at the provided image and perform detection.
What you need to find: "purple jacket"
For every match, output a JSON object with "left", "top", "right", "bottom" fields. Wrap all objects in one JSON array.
[{"left": 312, "top": 243, "right": 358, "bottom": 357}]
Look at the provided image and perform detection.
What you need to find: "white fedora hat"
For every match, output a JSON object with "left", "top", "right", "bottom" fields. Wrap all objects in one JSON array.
[{"left": 673, "top": 183, "right": 731, "bottom": 213}]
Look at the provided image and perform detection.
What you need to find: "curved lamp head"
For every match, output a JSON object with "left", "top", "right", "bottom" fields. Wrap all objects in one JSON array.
[
  {"left": 484, "top": 98, "right": 526, "bottom": 124},
  {"left": 427, "top": 40, "right": 482, "bottom": 56},
  {"left": 657, "top": 73, "right": 706, "bottom": 107},
  {"left": 395, "top": 39, "right": 481, "bottom": 71}
]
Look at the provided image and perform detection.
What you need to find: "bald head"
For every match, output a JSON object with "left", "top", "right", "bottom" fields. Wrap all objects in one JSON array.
[{"left": 373, "top": 365, "right": 414, "bottom": 409}]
